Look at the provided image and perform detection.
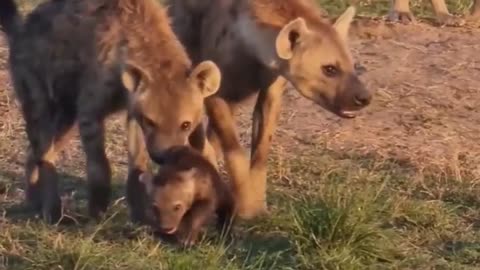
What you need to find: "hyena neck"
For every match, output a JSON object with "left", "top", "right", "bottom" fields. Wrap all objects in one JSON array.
[
  {"left": 234, "top": 14, "right": 283, "bottom": 71},
  {"left": 116, "top": 0, "right": 193, "bottom": 73},
  {"left": 234, "top": 0, "right": 330, "bottom": 72}
]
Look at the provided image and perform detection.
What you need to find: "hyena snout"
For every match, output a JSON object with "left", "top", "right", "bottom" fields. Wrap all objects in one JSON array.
[
  {"left": 146, "top": 136, "right": 189, "bottom": 164},
  {"left": 334, "top": 74, "right": 372, "bottom": 118},
  {"left": 352, "top": 87, "right": 371, "bottom": 107},
  {"left": 343, "top": 74, "right": 372, "bottom": 108}
]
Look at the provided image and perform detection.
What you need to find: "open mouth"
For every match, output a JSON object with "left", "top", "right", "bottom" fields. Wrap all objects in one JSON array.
[{"left": 314, "top": 94, "right": 359, "bottom": 119}]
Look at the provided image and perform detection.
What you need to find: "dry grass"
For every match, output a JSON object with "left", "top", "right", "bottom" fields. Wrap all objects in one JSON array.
[{"left": 1, "top": 0, "right": 480, "bottom": 269}]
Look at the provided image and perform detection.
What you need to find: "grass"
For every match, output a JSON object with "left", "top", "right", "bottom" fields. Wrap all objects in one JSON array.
[
  {"left": 2, "top": 147, "right": 479, "bottom": 269},
  {"left": 1, "top": 0, "right": 479, "bottom": 269},
  {"left": 316, "top": 0, "right": 473, "bottom": 17}
]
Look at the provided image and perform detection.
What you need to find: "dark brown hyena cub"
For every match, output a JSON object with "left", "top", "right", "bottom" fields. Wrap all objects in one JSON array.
[
  {"left": 0, "top": 0, "right": 221, "bottom": 224},
  {"left": 140, "top": 146, "right": 235, "bottom": 246}
]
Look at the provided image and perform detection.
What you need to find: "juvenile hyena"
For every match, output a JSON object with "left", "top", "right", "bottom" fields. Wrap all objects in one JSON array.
[
  {"left": 0, "top": 0, "right": 221, "bottom": 223},
  {"left": 388, "top": 0, "right": 479, "bottom": 26},
  {"left": 140, "top": 146, "right": 235, "bottom": 247},
  {"left": 167, "top": 0, "right": 372, "bottom": 219}
]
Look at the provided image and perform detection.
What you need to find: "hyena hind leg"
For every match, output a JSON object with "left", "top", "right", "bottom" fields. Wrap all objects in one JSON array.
[{"left": 21, "top": 101, "right": 75, "bottom": 224}]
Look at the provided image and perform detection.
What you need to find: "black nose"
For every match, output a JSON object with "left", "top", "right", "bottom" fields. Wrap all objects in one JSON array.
[
  {"left": 353, "top": 92, "right": 372, "bottom": 107},
  {"left": 149, "top": 151, "right": 166, "bottom": 164}
]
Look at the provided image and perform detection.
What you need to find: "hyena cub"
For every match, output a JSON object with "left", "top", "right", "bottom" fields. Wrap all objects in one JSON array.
[
  {"left": 140, "top": 146, "right": 235, "bottom": 246},
  {"left": 0, "top": 0, "right": 221, "bottom": 223}
]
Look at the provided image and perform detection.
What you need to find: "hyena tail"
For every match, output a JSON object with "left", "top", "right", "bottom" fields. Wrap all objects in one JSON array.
[{"left": 0, "top": 0, "right": 20, "bottom": 39}]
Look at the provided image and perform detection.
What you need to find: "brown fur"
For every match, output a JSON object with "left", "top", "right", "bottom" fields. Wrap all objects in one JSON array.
[
  {"left": 248, "top": 0, "right": 328, "bottom": 30},
  {"left": 0, "top": 0, "right": 221, "bottom": 223},
  {"left": 140, "top": 146, "right": 235, "bottom": 246},
  {"left": 166, "top": 0, "right": 371, "bottom": 219}
]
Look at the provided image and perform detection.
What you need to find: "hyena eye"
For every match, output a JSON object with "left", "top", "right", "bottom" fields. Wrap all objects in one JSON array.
[
  {"left": 141, "top": 116, "right": 156, "bottom": 130},
  {"left": 180, "top": 121, "right": 192, "bottom": 131},
  {"left": 322, "top": 65, "right": 340, "bottom": 78}
]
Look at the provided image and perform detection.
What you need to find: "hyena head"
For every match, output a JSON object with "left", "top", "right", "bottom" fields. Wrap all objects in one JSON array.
[
  {"left": 139, "top": 167, "right": 198, "bottom": 234},
  {"left": 122, "top": 60, "right": 221, "bottom": 163},
  {"left": 275, "top": 6, "right": 372, "bottom": 118}
]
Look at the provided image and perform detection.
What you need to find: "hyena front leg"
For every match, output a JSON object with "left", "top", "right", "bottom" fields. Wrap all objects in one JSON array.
[
  {"left": 23, "top": 114, "right": 75, "bottom": 224},
  {"left": 388, "top": 0, "right": 416, "bottom": 23},
  {"left": 188, "top": 121, "right": 219, "bottom": 169},
  {"left": 388, "top": 0, "right": 465, "bottom": 26},
  {"left": 23, "top": 123, "right": 61, "bottom": 224},
  {"left": 429, "top": 0, "right": 465, "bottom": 26},
  {"left": 16, "top": 74, "right": 75, "bottom": 223},
  {"left": 126, "top": 117, "right": 150, "bottom": 223},
  {"left": 77, "top": 76, "right": 113, "bottom": 219},
  {"left": 177, "top": 200, "right": 215, "bottom": 247},
  {"left": 205, "top": 97, "right": 256, "bottom": 219},
  {"left": 249, "top": 77, "right": 286, "bottom": 214},
  {"left": 78, "top": 112, "right": 111, "bottom": 219},
  {"left": 472, "top": 0, "right": 480, "bottom": 18},
  {"left": 207, "top": 124, "right": 223, "bottom": 161}
]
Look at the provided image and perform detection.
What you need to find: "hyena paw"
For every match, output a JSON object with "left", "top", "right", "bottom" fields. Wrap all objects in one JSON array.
[
  {"left": 41, "top": 196, "right": 62, "bottom": 224},
  {"left": 129, "top": 207, "right": 147, "bottom": 225},
  {"left": 235, "top": 198, "right": 270, "bottom": 220},
  {"left": 436, "top": 13, "right": 466, "bottom": 26},
  {"left": 466, "top": 12, "right": 480, "bottom": 26},
  {"left": 387, "top": 11, "right": 416, "bottom": 24},
  {"left": 88, "top": 185, "right": 111, "bottom": 219}
]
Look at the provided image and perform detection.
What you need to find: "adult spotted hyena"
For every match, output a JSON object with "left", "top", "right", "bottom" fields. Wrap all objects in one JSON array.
[
  {"left": 166, "top": 0, "right": 372, "bottom": 219},
  {"left": 388, "top": 0, "right": 479, "bottom": 26},
  {"left": 0, "top": 0, "right": 221, "bottom": 223}
]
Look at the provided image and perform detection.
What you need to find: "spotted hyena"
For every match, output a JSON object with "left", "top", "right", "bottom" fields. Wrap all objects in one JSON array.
[
  {"left": 166, "top": 0, "right": 372, "bottom": 219},
  {"left": 0, "top": 0, "right": 222, "bottom": 223}
]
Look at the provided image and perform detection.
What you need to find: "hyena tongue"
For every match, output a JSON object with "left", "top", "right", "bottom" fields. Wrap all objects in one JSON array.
[{"left": 340, "top": 111, "right": 357, "bottom": 118}]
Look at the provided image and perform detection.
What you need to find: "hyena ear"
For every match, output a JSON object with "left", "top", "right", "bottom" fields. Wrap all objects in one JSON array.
[
  {"left": 276, "top": 17, "right": 310, "bottom": 60},
  {"left": 139, "top": 172, "right": 155, "bottom": 195},
  {"left": 121, "top": 63, "right": 150, "bottom": 93},
  {"left": 333, "top": 6, "right": 356, "bottom": 43},
  {"left": 189, "top": 60, "right": 221, "bottom": 98}
]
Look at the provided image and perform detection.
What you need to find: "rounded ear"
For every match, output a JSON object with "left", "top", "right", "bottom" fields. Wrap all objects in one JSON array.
[
  {"left": 121, "top": 62, "right": 150, "bottom": 93},
  {"left": 333, "top": 6, "right": 356, "bottom": 43},
  {"left": 139, "top": 172, "right": 154, "bottom": 195},
  {"left": 275, "top": 17, "right": 310, "bottom": 60},
  {"left": 189, "top": 60, "right": 222, "bottom": 98}
]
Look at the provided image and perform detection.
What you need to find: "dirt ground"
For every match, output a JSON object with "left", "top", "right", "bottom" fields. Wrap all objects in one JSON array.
[
  {"left": 238, "top": 22, "right": 480, "bottom": 180},
  {"left": 0, "top": 21, "right": 479, "bottom": 194}
]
